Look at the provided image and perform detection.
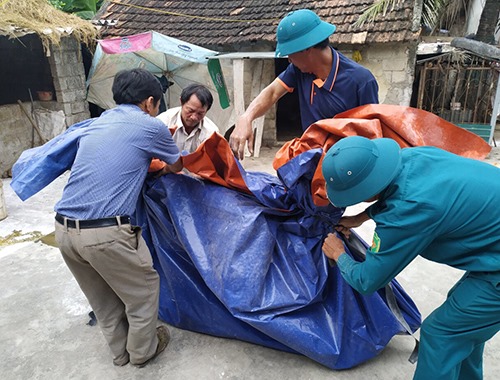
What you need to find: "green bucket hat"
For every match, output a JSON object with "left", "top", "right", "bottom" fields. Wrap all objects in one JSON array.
[
  {"left": 322, "top": 136, "right": 402, "bottom": 207},
  {"left": 275, "top": 9, "right": 336, "bottom": 58}
]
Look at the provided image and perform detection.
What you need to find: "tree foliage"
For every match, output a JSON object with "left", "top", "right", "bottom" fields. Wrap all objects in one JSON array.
[
  {"left": 47, "top": 0, "right": 104, "bottom": 20},
  {"left": 355, "top": 0, "right": 498, "bottom": 42}
]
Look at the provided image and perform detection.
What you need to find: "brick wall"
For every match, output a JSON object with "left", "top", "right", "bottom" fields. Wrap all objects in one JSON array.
[
  {"left": 49, "top": 37, "right": 90, "bottom": 127},
  {"left": 0, "top": 36, "right": 89, "bottom": 177}
]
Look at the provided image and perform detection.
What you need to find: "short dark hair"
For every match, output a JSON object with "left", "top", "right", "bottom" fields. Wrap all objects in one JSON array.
[
  {"left": 180, "top": 84, "right": 213, "bottom": 110},
  {"left": 112, "top": 68, "right": 163, "bottom": 105},
  {"left": 313, "top": 38, "right": 330, "bottom": 50}
]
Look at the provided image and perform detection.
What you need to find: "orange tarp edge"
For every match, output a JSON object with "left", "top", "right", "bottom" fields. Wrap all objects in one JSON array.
[
  {"left": 152, "top": 105, "right": 491, "bottom": 207},
  {"left": 151, "top": 133, "right": 251, "bottom": 194},
  {"left": 181, "top": 133, "right": 251, "bottom": 194},
  {"left": 273, "top": 104, "right": 491, "bottom": 206}
]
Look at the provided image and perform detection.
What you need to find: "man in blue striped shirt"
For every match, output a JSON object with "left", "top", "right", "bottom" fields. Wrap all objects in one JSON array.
[{"left": 54, "top": 68, "right": 182, "bottom": 367}]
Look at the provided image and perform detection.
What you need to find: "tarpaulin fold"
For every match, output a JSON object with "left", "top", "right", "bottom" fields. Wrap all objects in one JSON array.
[
  {"left": 137, "top": 153, "right": 421, "bottom": 369},
  {"left": 272, "top": 104, "right": 492, "bottom": 206},
  {"left": 11, "top": 104, "right": 489, "bottom": 369}
]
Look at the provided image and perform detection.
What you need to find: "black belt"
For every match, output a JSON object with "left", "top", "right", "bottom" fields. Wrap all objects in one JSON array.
[{"left": 55, "top": 213, "right": 131, "bottom": 229}]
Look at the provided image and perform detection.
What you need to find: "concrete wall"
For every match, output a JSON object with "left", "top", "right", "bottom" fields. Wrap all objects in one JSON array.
[
  {"left": 341, "top": 43, "right": 416, "bottom": 107},
  {"left": 0, "top": 36, "right": 89, "bottom": 177},
  {"left": 0, "top": 101, "right": 66, "bottom": 177},
  {"left": 1, "top": 102, "right": 38, "bottom": 177}
]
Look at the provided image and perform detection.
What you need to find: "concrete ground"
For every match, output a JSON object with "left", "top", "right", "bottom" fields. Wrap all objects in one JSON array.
[{"left": 0, "top": 143, "right": 499, "bottom": 380}]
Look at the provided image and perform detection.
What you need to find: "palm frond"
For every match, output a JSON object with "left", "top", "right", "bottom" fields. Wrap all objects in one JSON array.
[
  {"left": 355, "top": 0, "right": 472, "bottom": 34},
  {"left": 354, "top": 0, "right": 403, "bottom": 28}
]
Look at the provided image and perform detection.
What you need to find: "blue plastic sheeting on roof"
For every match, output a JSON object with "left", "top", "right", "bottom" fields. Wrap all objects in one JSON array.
[{"left": 135, "top": 148, "right": 421, "bottom": 370}]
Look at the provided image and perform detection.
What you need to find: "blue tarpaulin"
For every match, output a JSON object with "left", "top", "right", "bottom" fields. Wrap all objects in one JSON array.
[
  {"left": 11, "top": 118, "right": 421, "bottom": 370},
  {"left": 136, "top": 149, "right": 421, "bottom": 369}
]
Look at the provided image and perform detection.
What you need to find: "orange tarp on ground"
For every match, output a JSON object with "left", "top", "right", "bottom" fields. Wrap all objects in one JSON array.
[{"left": 156, "top": 104, "right": 492, "bottom": 207}]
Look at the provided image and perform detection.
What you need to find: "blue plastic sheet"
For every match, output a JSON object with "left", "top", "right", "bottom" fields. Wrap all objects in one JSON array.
[
  {"left": 11, "top": 127, "right": 421, "bottom": 370},
  {"left": 10, "top": 118, "right": 96, "bottom": 201},
  {"left": 136, "top": 148, "right": 421, "bottom": 369}
]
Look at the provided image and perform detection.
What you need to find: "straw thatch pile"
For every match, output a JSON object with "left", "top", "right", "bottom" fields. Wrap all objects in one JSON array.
[{"left": 0, "top": 0, "right": 99, "bottom": 50}]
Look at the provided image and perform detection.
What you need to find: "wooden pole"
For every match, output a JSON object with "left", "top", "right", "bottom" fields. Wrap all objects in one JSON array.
[{"left": 17, "top": 100, "right": 47, "bottom": 143}]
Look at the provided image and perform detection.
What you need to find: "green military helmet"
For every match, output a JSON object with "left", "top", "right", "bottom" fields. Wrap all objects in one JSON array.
[
  {"left": 322, "top": 136, "right": 402, "bottom": 207},
  {"left": 275, "top": 9, "right": 336, "bottom": 58}
]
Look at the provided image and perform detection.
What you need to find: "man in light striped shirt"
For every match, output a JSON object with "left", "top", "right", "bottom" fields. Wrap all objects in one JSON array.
[
  {"left": 54, "top": 68, "right": 182, "bottom": 367},
  {"left": 157, "top": 84, "right": 219, "bottom": 154}
]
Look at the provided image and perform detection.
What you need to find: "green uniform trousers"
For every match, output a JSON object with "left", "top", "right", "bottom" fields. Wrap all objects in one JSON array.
[{"left": 414, "top": 272, "right": 500, "bottom": 380}]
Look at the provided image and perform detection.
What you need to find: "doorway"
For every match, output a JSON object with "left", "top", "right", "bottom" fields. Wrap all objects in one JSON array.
[{"left": 275, "top": 58, "right": 302, "bottom": 142}]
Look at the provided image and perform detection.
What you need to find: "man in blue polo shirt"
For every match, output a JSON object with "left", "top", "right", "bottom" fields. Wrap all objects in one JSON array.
[
  {"left": 229, "top": 9, "right": 379, "bottom": 160},
  {"left": 54, "top": 68, "right": 182, "bottom": 367},
  {"left": 321, "top": 136, "right": 500, "bottom": 380}
]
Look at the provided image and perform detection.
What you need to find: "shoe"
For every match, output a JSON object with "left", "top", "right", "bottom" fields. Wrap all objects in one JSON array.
[{"left": 133, "top": 325, "right": 170, "bottom": 368}]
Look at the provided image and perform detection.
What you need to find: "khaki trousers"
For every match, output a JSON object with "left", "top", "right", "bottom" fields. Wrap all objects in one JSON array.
[{"left": 55, "top": 220, "right": 160, "bottom": 365}]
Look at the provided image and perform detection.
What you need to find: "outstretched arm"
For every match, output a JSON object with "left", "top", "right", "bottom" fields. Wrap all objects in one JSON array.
[
  {"left": 324, "top": 201, "right": 436, "bottom": 295},
  {"left": 229, "top": 78, "right": 288, "bottom": 160}
]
